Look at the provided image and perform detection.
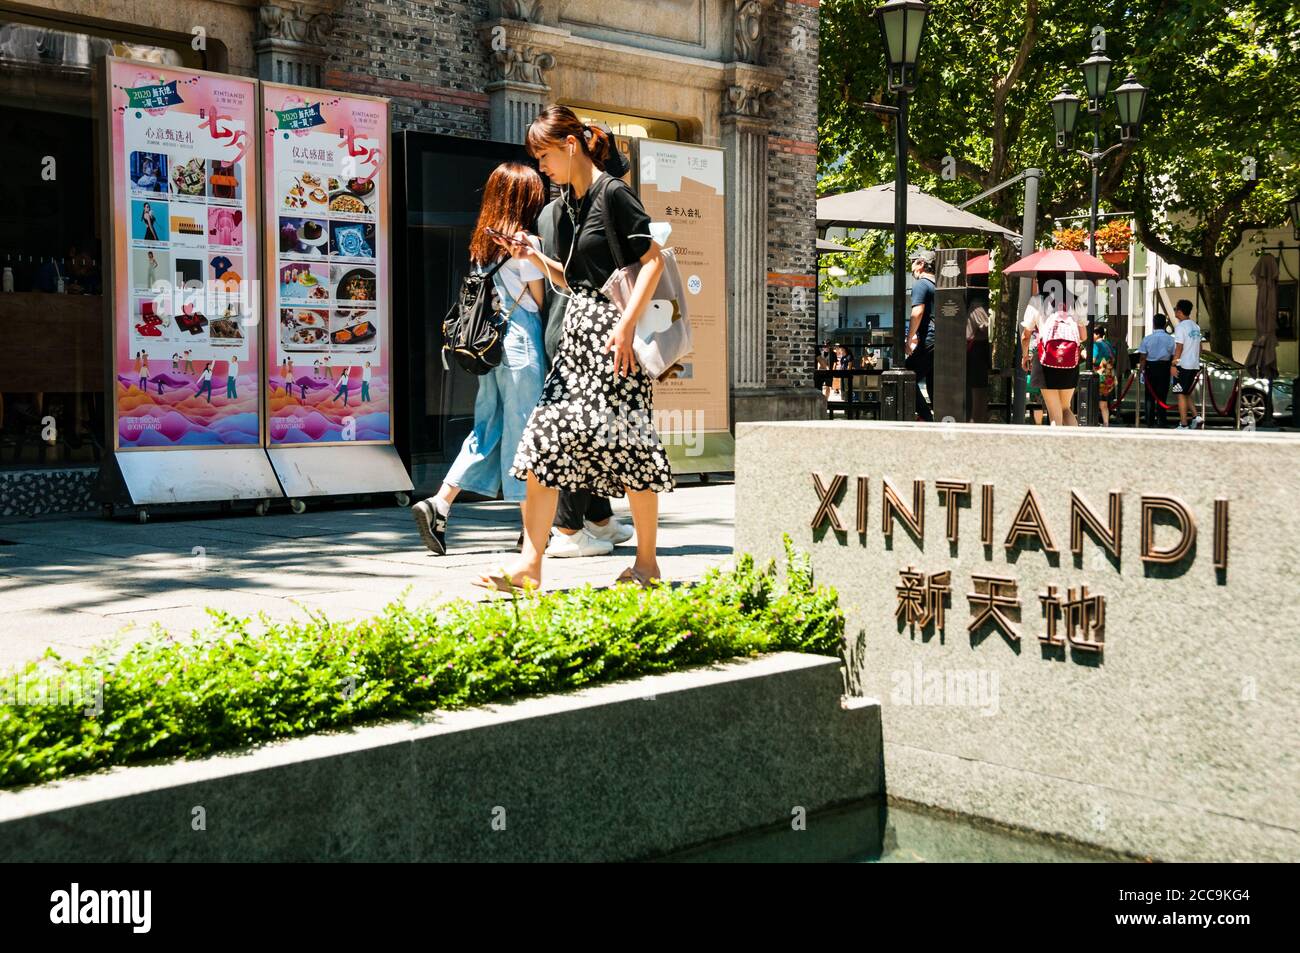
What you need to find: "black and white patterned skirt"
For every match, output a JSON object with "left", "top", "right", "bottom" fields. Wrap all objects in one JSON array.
[{"left": 510, "top": 286, "right": 675, "bottom": 498}]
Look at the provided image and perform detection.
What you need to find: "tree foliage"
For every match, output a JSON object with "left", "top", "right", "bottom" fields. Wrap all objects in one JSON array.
[{"left": 819, "top": 0, "right": 1300, "bottom": 358}]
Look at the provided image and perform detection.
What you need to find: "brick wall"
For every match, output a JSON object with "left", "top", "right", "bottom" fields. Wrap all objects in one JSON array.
[
  {"left": 764, "top": 0, "right": 819, "bottom": 389},
  {"left": 325, "top": 0, "right": 493, "bottom": 136}
]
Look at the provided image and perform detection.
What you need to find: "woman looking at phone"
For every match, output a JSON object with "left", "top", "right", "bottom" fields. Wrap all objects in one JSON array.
[
  {"left": 476, "top": 104, "right": 674, "bottom": 592},
  {"left": 410, "top": 161, "right": 547, "bottom": 555}
]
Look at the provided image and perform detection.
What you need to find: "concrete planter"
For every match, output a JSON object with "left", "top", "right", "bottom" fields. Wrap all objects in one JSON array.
[{"left": 0, "top": 652, "right": 880, "bottom": 862}]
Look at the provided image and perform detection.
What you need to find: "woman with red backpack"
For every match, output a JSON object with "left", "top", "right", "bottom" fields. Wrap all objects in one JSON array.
[{"left": 1019, "top": 271, "right": 1090, "bottom": 426}]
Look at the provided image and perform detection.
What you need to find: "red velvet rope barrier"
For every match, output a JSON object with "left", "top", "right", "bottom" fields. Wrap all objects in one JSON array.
[
  {"left": 1144, "top": 374, "right": 1174, "bottom": 411},
  {"left": 1203, "top": 375, "right": 1239, "bottom": 417}
]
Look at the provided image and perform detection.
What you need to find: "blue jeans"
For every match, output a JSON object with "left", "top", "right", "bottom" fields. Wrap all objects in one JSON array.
[{"left": 444, "top": 291, "right": 544, "bottom": 504}]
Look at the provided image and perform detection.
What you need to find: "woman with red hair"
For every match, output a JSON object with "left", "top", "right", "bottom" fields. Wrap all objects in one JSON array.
[
  {"left": 411, "top": 161, "right": 548, "bottom": 555},
  {"left": 477, "top": 105, "right": 674, "bottom": 591}
]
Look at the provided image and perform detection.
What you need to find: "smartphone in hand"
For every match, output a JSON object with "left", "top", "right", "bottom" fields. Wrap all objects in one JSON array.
[{"left": 485, "top": 226, "right": 532, "bottom": 249}]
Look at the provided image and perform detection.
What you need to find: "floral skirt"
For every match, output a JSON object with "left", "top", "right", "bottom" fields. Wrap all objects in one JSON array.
[{"left": 510, "top": 286, "right": 675, "bottom": 498}]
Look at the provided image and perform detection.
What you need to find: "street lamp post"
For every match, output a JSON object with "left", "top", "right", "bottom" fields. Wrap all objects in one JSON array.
[
  {"left": 872, "top": 0, "right": 930, "bottom": 420},
  {"left": 1051, "top": 57, "right": 1147, "bottom": 425},
  {"left": 1289, "top": 194, "right": 1300, "bottom": 242}
]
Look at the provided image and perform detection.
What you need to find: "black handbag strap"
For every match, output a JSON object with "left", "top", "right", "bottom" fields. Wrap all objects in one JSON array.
[{"left": 596, "top": 174, "right": 626, "bottom": 270}]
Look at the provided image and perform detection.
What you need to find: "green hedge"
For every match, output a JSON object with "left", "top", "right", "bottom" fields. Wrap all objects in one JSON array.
[{"left": 0, "top": 538, "right": 842, "bottom": 789}]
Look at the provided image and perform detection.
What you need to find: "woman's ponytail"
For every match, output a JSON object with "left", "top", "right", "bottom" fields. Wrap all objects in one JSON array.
[{"left": 584, "top": 124, "right": 612, "bottom": 168}]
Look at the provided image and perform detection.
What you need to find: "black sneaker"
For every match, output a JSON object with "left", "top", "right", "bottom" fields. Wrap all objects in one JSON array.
[{"left": 411, "top": 499, "right": 447, "bottom": 555}]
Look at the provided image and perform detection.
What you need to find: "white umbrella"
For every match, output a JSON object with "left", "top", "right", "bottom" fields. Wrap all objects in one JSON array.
[{"left": 817, "top": 183, "right": 1019, "bottom": 239}]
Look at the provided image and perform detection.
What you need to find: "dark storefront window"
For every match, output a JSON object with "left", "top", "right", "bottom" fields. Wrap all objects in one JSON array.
[
  {"left": 393, "top": 132, "right": 534, "bottom": 493},
  {"left": 0, "top": 10, "right": 199, "bottom": 469}
]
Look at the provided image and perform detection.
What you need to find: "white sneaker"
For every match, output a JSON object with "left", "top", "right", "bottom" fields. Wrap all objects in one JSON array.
[
  {"left": 584, "top": 517, "right": 634, "bottom": 545},
  {"left": 1175, "top": 424, "right": 1188, "bottom": 431},
  {"left": 546, "top": 527, "right": 614, "bottom": 558},
  {"left": 1191, "top": 415, "right": 1204, "bottom": 430}
]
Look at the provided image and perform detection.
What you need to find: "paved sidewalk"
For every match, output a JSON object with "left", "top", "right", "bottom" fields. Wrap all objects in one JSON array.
[{"left": 0, "top": 481, "right": 735, "bottom": 673}]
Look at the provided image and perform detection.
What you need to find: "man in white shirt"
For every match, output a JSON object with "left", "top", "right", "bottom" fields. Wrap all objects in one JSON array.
[
  {"left": 226, "top": 357, "right": 239, "bottom": 399},
  {"left": 1170, "top": 299, "right": 1204, "bottom": 430},
  {"left": 361, "top": 361, "right": 372, "bottom": 403}
]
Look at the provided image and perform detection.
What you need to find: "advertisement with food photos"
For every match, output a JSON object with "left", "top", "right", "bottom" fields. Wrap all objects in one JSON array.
[
  {"left": 637, "top": 139, "right": 729, "bottom": 434},
  {"left": 107, "top": 59, "right": 260, "bottom": 450},
  {"left": 262, "top": 83, "right": 390, "bottom": 446}
]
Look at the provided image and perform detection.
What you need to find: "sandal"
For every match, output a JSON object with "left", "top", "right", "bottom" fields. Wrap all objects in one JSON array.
[{"left": 615, "top": 566, "right": 659, "bottom": 589}]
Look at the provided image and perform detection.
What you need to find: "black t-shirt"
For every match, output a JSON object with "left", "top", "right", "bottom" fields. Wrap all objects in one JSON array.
[{"left": 552, "top": 173, "right": 653, "bottom": 291}]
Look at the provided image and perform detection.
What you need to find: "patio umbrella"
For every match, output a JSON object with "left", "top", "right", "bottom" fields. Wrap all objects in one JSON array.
[
  {"left": 1001, "top": 248, "right": 1118, "bottom": 279},
  {"left": 816, "top": 237, "right": 854, "bottom": 253},
  {"left": 1245, "top": 253, "right": 1279, "bottom": 379},
  {"left": 817, "top": 184, "right": 1019, "bottom": 239}
]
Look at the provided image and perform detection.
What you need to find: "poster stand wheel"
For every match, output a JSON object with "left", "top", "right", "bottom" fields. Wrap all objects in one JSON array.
[
  {"left": 290, "top": 499, "right": 307, "bottom": 515},
  {"left": 254, "top": 500, "right": 270, "bottom": 517},
  {"left": 395, "top": 491, "right": 411, "bottom": 507}
]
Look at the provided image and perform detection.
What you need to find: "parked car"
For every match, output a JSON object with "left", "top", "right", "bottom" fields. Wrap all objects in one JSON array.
[{"left": 1120, "top": 349, "right": 1293, "bottom": 427}]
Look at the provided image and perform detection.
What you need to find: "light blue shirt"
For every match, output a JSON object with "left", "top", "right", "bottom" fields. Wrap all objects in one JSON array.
[{"left": 1139, "top": 329, "right": 1175, "bottom": 362}]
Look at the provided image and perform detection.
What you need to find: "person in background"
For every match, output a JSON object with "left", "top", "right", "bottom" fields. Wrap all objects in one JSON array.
[
  {"left": 1092, "top": 324, "right": 1117, "bottom": 426},
  {"left": 1170, "top": 299, "right": 1204, "bottom": 430},
  {"left": 226, "top": 357, "right": 239, "bottom": 400},
  {"left": 361, "top": 361, "right": 372, "bottom": 404},
  {"left": 965, "top": 284, "right": 992, "bottom": 423},
  {"left": 905, "top": 249, "right": 937, "bottom": 421},
  {"left": 831, "top": 343, "right": 852, "bottom": 401},
  {"left": 411, "top": 161, "right": 549, "bottom": 558},
  {"left": 1138, "top": 314, "right": 1174, "bottom": 428},
  {"left": 1020, "top": 272, "right": 1088, "bottom": 426}
]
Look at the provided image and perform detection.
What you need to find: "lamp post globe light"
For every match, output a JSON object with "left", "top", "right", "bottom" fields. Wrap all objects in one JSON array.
[
  {"left": 1051, "top": 47, "right": 1148, "bottom": 425},
  {"left": 1113, "top": 73, "right": 1149, "bottom": 142},
  {"left": 1080, "top": 52, "right": 1113, "bottom": 113},
  {"left": 876, "top": 0, "right": 930, "bottom": 93},
  {"left": 1050, "top": 85, "right": 1081, "bottom": 151},
  {"left": 872, "top": 0, "right": 930, "bottom": 419}
]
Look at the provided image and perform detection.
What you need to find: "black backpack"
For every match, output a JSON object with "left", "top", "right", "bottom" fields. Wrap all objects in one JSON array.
[{"left": 441, "top": 256, "right": 513, "bottom": 375}]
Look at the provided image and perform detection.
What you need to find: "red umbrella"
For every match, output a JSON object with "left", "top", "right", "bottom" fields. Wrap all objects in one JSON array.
[{"left": 1002, "top": 248, "right": 1118, "bottom": 278}]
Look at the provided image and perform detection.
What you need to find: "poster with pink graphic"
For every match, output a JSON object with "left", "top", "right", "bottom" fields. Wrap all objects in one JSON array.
[
  {"left": 261, "top": 83, "right": 391, "bottom": 446},
  {"left": 106, "top": 58, "right": 260, "bottom": 450}
]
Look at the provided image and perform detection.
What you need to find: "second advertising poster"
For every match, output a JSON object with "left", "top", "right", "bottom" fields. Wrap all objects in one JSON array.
[{"left": 261, "top": 83, "right": 391, "bottom": 447}]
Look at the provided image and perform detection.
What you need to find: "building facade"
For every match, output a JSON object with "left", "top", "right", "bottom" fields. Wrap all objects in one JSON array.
[{"left": 0, "top": 0, "right": 821, "bottom": 516}]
